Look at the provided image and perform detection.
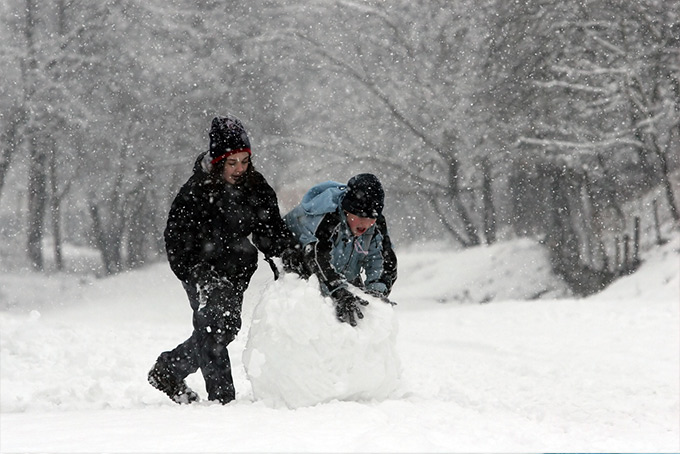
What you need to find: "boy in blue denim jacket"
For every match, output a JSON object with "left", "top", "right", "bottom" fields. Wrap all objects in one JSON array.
[{"left": 283, "top": 174, "right": 397, "bottom": 326}]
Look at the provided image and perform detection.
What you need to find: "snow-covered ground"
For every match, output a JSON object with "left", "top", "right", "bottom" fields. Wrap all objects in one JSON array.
[{"left": 1, "top": 235, "right": 678, "bottom": 452}]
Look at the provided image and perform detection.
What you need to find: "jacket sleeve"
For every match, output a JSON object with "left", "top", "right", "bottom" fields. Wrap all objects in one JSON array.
[
  {"left": 250, "top": 177, "right": 296, "bottom": 258},
  {"left": 302, "top": 211, "right": 348, "bottom": 295},
  {"left": 164, "top": 184, "right": 206, "bottom": 284},
  {"left": 372, "top": 215, "right": 397, "bottom": 295}
]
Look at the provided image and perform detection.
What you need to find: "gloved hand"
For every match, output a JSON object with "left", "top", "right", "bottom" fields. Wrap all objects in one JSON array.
[
  {"left": 281, "top": 246, "right": 308, "bottom": 278},
  {"left": 332, "top": 287, "right": 369, "bottom": 327},
  {"left": 365, "top": 288, "right": 397, "bottom": 306}
]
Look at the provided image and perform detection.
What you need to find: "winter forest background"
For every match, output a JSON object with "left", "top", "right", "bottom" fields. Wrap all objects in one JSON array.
[{"left": 0, "top": 0, "right": 679, "bottom": 295}]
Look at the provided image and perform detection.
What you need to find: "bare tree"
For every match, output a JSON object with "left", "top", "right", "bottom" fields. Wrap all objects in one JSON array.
[
  {"left": 264, "top": 0, "right": 490, "bottom": 246},
  {"left": 0, "top": 106, "right": 26, "bottom": 203},
  {"left": 485, "top": 0, "right": 678, "bottom": 291},
  {"left": 22, "top": 0, "right": 48, "bottom": 270}
]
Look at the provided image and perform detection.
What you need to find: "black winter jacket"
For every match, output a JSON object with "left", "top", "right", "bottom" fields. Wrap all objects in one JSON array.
[{"left": 165, "top": 153, "right": 294, "bottom": 287}]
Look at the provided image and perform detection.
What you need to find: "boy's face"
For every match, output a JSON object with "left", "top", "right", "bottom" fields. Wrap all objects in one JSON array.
[{"left": 345, "top": 212, "right": 376, "bottom": 237}]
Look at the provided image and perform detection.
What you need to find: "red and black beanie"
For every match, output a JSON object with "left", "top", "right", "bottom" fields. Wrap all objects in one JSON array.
[{"left": 208, "top": 115, "right": 251, "bottom": 165}]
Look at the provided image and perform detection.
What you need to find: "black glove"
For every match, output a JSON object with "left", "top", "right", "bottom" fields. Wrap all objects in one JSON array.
[
  {"left": 332, "top": 287, "right": 369, "bottom": 327},
  {"left": 365, "top": 288, "right": 397, "bottom": 306},
  {"left": 281, "top": 246, "right": 308, "bottom": 278}
]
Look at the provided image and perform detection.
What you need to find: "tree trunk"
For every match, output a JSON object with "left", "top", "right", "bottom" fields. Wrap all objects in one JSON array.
[
  {"left": 50, "top": 198, "right": 63, "bottom": 271},
  {"left": 89, "top": 202, "right": 122, "bottom": 275},
  {"left": 447, "top": 159, "right": 480, "bottom": 247},
  {"left": 582, "top": 172, "right": 609, "bottom": 272},
  {"left": 0, "top": 106, "right": 26, "bottom": 205},
  {"left": 23, "top": 0, "right": 47, "bottom": 270},
  {"left": 545, "top": 164, "right": 580, "bottom": 272},
  {"left": 431, "top": 196, "right": 471, "bottom": 247},
  {"left": 49, "top": 145, "right": 64, "bottom": 271},
  {"left": 654, "top": 140, "right": 680, "bottom": 224},
  {"left": 480, "top": 157, "right": 496, "bottom": 245},
  {"left": 26, "top": 144, "right": 47, "bottom": 270},
  {"left": 126, "top": 163, "right": 153, "bottom": 269}
]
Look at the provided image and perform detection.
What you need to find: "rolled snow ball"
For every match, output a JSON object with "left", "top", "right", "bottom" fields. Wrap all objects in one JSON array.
[{"left": 243, "top": 274, "right": 401, "bottom": 408}]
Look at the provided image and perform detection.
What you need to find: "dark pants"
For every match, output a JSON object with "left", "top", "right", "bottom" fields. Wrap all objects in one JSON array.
[{"left": 157, "top": 275, "right": 250, "bottom": 403}]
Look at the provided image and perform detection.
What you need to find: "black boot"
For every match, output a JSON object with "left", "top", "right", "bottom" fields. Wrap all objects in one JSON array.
[
  {"left": 193, "top": 298, "right": 241, "bottom": 405},
  {"left": 200, "top": 344, "right": 236, "bottom": 404},
  {"left": 148, "top": 361, "right": 199, "bottom": 404},
  {"left": 206, "top": 379, "right": 235, "bottom": 404}
]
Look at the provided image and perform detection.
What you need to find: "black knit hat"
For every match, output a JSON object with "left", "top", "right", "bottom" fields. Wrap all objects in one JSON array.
[
  {"left": 209, "top": 115, "right": 251, "bottom": 165},
  {"left": 341, "top": 173, "right": 384, "bottom": 218}
]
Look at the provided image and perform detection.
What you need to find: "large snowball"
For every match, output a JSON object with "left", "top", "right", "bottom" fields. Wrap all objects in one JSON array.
[{"left": 243, "top": 274, "right": 401, "bottom": 409}]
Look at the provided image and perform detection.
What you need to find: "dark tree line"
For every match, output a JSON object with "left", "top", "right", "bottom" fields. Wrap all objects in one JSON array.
[{"left": 484, "top": 0, "right": 679, "bottom": 293}]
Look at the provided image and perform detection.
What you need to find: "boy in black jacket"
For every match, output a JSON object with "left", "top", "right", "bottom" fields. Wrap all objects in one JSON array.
[{"left": 148, "top": 115, "right": 295, "bottom": 405}]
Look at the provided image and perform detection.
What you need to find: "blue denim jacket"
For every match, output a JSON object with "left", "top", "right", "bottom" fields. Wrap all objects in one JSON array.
[{"left": 284, "top": 181, "right": 387, "bottom": 295}]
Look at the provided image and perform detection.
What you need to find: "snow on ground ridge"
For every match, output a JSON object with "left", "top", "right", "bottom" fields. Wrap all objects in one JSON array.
[{"left": 0, "top": 236, "right": 678, "bottom": 452}]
